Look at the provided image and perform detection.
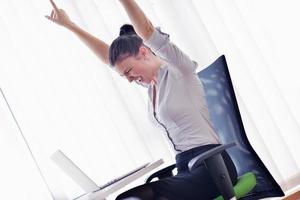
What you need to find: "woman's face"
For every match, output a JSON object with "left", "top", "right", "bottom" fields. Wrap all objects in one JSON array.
[{"left": 115, "top": 46, "right": 156, "bottom": 86}]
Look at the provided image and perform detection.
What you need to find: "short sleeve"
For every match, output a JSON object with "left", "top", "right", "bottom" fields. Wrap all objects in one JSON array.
[{"left": 144, "top": 27, "right": 197, "bottom": 74}]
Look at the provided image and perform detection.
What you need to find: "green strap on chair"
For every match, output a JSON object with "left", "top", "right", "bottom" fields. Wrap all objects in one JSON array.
[{"left": 215, "top": 172, "right": 257, "bottom": 200}]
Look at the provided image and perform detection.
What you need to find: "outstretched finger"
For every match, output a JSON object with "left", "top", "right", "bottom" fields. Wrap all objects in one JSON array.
[{"left": 49, "top": 0, "right": 59, "bottom": 13}]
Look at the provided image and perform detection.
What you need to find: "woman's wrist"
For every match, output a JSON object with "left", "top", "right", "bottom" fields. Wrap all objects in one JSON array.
[{"left": 65, "top": 21, "right": 77, "bottom": 31}]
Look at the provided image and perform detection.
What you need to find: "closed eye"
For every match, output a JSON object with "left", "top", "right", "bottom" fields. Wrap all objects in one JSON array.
[{"left": 123, "top": 68, "right": 132, "bottom": 77}]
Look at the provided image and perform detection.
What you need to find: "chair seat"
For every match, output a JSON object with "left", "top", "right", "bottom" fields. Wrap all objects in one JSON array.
[{"left": 215, "top": 172, "right": 257, "bottom": 200}]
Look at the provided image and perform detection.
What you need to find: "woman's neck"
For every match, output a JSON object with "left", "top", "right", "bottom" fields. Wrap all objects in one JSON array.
[{"left": 150, "top": 56, "right": 162, "bottom": 85}]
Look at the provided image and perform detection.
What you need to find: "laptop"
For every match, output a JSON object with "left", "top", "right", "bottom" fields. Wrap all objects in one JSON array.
[{"left": 50, "top": 150, "right": 150, "bottom": 198}]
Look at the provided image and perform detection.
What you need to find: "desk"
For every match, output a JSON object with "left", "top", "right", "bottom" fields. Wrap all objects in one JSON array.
[{"left": 75, "top": 159, "right": 164, "bottom": 200}]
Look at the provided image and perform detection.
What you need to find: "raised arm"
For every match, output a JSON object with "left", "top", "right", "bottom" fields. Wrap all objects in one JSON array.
[
  {"left": 119, "top": 0, "right": 154, "bottom": 40},
  {"left": 45, "top": 0, "right": 109, "bottom": 64}
]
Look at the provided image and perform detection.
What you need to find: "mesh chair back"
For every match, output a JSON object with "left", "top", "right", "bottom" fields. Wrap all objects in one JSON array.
[{"left": 197, "top": 55, "right": 284, "bottom": 199}]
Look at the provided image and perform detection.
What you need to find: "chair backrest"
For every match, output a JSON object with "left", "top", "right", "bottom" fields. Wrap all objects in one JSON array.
[{"left": 197, "top": 55, "right": 284, "bottom": 199}]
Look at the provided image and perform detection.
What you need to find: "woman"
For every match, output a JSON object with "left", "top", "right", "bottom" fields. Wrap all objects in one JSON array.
[{"left": 46, "top": 0, "right": 237, "bottom": 199}]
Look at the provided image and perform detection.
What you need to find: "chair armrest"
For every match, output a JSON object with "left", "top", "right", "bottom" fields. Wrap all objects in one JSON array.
[
  {"left": 145, "top": 164, "right": 176, "bottom": 183},
  {"left": 188, "top": 142, "right": 236, "bottom": 171},
  {"left": 188, "top": 142, "right": 237, "bottom": 200}
]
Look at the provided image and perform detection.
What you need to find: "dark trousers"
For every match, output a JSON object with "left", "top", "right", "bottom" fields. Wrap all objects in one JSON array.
[{"left": 117, "top": 144, "right": 238, "bottom": 200}]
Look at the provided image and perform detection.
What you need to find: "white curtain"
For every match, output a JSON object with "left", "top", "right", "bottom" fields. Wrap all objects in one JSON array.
[{"left": 0, "top": 0, "right": 299, "bottom": 199}]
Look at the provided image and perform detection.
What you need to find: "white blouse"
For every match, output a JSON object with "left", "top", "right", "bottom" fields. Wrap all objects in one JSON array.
[{"left": 144, "top": 28, "right": 220, "bottom": 153}]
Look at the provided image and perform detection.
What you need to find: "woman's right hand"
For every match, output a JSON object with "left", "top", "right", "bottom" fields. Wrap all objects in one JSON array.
[
  {"left": 45, "top": 0, "right": 74, "bottom": 28},
  {"left": 45, "top": 0, "right": 109, "bottom": 64}
]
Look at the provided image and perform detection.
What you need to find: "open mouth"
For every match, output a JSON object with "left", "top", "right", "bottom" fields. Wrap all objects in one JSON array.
[
  {"left": 137, "top": 76, "right": 143, "bottom": 83},
  {"left": 134, "top": 77, "right": 149, "bottom": 87}
]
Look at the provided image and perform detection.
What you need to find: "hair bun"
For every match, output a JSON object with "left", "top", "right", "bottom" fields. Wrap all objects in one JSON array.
[{"left": 119, "top": 24, "right": 136, "bottom": 36}]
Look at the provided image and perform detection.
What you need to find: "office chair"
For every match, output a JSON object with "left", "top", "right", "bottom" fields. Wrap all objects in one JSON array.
[{"left": 146, "top": 55, "right": 284, "bottom": 200}]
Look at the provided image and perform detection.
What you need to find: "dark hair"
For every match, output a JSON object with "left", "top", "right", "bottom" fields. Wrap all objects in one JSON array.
[
  {"left": 109, "top": 34, "right": 143, "bottom": 66},
  {"left": 119, "top": 24, "right": 136, "bottom": 36}
]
